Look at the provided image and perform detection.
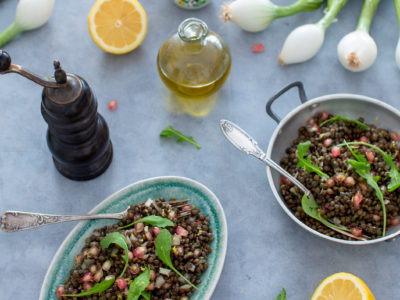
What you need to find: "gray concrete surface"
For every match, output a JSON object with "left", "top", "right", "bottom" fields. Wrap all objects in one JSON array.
[{"left": 0, "top": 0, "right": 399, "bottom": 299}]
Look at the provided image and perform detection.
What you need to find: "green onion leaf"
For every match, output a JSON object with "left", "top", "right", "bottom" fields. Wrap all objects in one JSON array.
[
  {"left": 62, "top": 278, "right": 115, "bottom": 297},
  {"left": 155, "top": 229, "right": 198, "bottom": 290},
  {"left": 100, "top": 232, "right": 129, "bottom": 277},
  {"left": 297, "top": 141, "right": 329, "bottom": 178},
  {"left": 273, "top": 287, "right": 287, "bottom": 300},
  {"left": 127, "top": 267, "right": 151, "bottom": 300},
  {"left": 320, "top": 115, "right": 368, "bottom": 130},
  {"left": 119, "top": 215, "right": 174, "bottom": 230}
]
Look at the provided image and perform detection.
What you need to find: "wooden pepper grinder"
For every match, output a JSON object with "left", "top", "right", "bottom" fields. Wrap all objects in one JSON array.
[{"left": 0, "top": 50, "right": 113, "bottom": 181}]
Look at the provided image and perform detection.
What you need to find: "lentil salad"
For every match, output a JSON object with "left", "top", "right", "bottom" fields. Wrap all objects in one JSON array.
[{"left": 279, "top": 112, "right": 400, "bottom": 240}]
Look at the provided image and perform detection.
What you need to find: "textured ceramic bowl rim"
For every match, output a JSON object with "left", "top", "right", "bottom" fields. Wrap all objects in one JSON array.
[{"left": 39, "top": 176, "right": 228, "bottom": 299}]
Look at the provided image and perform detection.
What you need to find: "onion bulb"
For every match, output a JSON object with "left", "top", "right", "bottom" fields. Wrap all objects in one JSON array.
[
  {"left": 337, "top": 0, "right": 381, "bottom": 72},
  {"left": 220, "top": 0, "right": 323, "bottom": 33},
  {"left": 0, "top": 0, "right": 55, "bottom": 47},
  {"left": 278, "top": 0, "right": 348, "bottom": 65}
]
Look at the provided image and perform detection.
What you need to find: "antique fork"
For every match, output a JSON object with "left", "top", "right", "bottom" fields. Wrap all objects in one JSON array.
[{"left": 1, "top": 198, "right": 189, "bottom": 232}]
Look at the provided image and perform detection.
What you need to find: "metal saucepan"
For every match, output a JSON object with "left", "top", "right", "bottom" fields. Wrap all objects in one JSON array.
[{"left": 265, "top": 82, "right": 400, "bottom": 245}]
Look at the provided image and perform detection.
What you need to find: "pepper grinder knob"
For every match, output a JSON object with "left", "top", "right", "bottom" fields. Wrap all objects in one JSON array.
[
  {"left": 0, "top": 50, "right": 11, "bottom": 72},
  {"left": 53, "top": 60, "right": 67, "bottom": 84}
]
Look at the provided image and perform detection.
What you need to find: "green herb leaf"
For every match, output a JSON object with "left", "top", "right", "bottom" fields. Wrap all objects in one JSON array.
[
  {"left": 273, "top": 287, "right": 287, "bottom": 300},
  {"left": 62, "top": 278, "right": 115, "bottom": 297},
  {"left": 155, "top": 229, "right": 198, "bottom": 290},
  {"left": 127, "top": 266, "right": 151, "bottom": 300},
  {"left": 347, "top": 159, "right": 386, "bottom": 236},
  {"left": 301, "top": 194, "right": 350, "bottom": 232},
  {"left": 100, "top": 232, "right": 129, "bottom": 277},
  {"left": 343, "top": 140, "right": 367, "bottom": 163},
  {"left": 343, "top": 141, "right": 400, "bottom": 192},
  {"left": 119, "top": 215, "right": 174, "bottom": 230},
  {"left": 140, "top": 291, "right": 151, "bottom": 300},
  {"left": 296, "top": 141, "right": 329, "bottom": 178},
  {"left": 320, "top": 115, "right": 368, "bottom": 130},
  {"left": 160, "top": 126, "right": 201, "bottom": 149}
]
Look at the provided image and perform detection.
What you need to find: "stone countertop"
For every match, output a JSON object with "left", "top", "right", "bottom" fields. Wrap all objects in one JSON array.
[{"left": 0, "top": 0, "right": 399, "bottom": 299}]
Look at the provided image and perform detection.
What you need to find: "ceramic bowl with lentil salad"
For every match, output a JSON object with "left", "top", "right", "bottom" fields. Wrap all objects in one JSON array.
[
  {"left": 40, "top": 177, "right": 227, "bottom": 300},
  {"left": 278, "top": 112, "right": 400, "bottom": 241}
]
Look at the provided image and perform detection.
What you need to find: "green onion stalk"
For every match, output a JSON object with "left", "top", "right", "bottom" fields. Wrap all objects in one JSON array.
[
  {"left": 220, "top": 0, "right": 324, "bottom": 32},
  {"left": 337, "top": 0, "right": 381, "bottom": 72},
  {"left": 278, "top": 0, "right": 348, "bottom": 65},
  {"left": 0, "top": 0, "right": 55, "bottom": 47}
]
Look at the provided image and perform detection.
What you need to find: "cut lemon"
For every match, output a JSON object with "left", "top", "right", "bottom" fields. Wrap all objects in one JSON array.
[
  {"left": 88, "top": 0, "right": 148, "bottom": 54},
  {"left": 311, "top": 273, "right": 375, "bottom": 300}
]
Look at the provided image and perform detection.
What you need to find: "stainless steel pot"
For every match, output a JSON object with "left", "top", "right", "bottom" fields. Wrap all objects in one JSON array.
[{"left": 265, "top": 82, "right": 400, "bottom": 245}]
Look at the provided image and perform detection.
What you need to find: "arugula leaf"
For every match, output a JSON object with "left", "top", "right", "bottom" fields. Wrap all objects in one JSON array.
[
  {"left": 127, "top": 267, "right": 151, "bottom": 300},
  {"left": 301, "top": 194, "right": 350, "bottom": 232},
  {"left": 347, "top": 159, "right": 386, "bottom": 236},
  {"left": 100, "top": 232, "right": 129, "bottom": 277},
  {"left": 343, "top": 140, "right": 367, "bottom": 163},
  {"left": 296, "top": 141, "right": 329, "bottom": 178},
  {"left": 62, "top": 278, "right": 115, "bottom": 297},
  {"left": 140, "top": 292, "right": 151, "bottom": 300},
  {"left": 155, "top": 229, "right": 198, "bottom": 290},
  {"left": 160, "top": 126, "right": 201, "bottom": 149},
  {"left": 273, "top": 287, "right": 287, "bottom": 300},
  {"left": 343, "top": 141, "right": 400, "bottom": 192},
  {"left": 119, "top": 215, "right": 174, "bottom": 230},
  {"left": 320, "top": 115, "right": 368, "bottom": 130}
]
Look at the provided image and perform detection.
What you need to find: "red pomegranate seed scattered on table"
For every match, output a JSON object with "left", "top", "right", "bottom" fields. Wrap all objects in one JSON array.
[
  {"left": 252, "top": 43, "right": 264, "bottom": 53},
  {"left": 108, "top": 99, "right": 118, "bottom": 111}
]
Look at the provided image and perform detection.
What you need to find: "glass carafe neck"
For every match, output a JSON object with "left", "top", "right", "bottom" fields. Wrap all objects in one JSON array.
[{"left": 178, "top": 18, "right": 208, "bottom": 43}]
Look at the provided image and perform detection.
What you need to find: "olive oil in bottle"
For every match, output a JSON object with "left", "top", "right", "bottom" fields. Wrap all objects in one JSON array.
[{"left": 157, "top": 18, "right": 231, "bottom": 100}]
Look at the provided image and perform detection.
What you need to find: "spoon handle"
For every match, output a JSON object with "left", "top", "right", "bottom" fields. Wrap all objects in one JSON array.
[
  {"left": 219, "top": 119, "right": 311, "bottom": 197},
  {"left": 1, "top": 211, "right": 125, "bottom": 232}
]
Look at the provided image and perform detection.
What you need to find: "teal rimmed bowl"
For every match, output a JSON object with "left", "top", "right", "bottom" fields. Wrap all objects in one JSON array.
[{"left": 40, "top": 176, "right": 227, "bottom": 300}]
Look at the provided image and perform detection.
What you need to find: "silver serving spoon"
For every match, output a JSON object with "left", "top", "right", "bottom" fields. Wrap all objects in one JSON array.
[{"left": 219, "top": 119, "right": 366, "bottom": 241}]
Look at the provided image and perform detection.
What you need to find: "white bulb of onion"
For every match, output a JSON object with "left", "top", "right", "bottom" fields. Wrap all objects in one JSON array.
[
  {"left": 337, "top": 31, "right": 377, "bottom": 72},
  {"left": 221, "top": 0, "right": 277, "bottom": 32},
  {"left": 16, "top": 0, "right": 55, "bottom": 30},
  {"left": 278, "top": 24, "right": 324, "bottom": 65},
  {"left": 396, "top": 37, "right": 400, "bottom": 70}
]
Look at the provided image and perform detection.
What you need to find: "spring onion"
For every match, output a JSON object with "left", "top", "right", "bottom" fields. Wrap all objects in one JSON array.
[
  {"left": 337, "top": 0, "right": 380, "bottom": 72},
  {"left": 278, "top": 0, "right": 348, "bottom": 65},
  {"left": 220, "top": 0, "right": 323, "bottom": 33},
  {"left": 395, "top": 0, "right": 400, "bottom": 69},
  {"left": 0, "top": 0, "right": 55, "bottom": 47}
]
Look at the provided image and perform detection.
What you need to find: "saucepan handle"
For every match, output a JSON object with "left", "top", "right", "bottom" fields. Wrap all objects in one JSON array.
[{"left": 266, "top": 81, "right": 308, "bottom": 124}]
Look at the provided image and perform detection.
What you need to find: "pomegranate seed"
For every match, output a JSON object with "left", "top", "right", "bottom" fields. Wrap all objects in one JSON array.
[
  {"left": 56, "top": 285, "right": 64, "bottom": 298},
  {"left": 325, "top": 178, "right": 335, "bottom": 188},
  {"left": 135, "top": 222, "right": 144, "bottom": 233},
  {"left": 350, "top": 227, "right": 363, "bottom": 237},
  {"left": 372, "top": 214, "right": 381, "bottom": 221},
  {"left": 175, "top": 226, "right": 188, "bottom": 237},
  {"left": 353, "top": 190, "right": 363, "bottom": 209},
  {"left": 152, "top": 227, "right": 161, "bottom": 237},
  {"left": 133, "top": 247, "right": 147, "bottom": 259},
  {"left": 331, "top": 147, "right": 341, "bottom": 157},
  {"left": 128, "top": 251, "right": 134, "bottom": 261},
  {"left": 182, "top": 204, "right": 192, "bottom": 211},
  {"left": 280, "top": 176, "right": 293, "bottom": 186},
  {"left": 150, "top": 270, "right": 156, "bottom": 281},
  {"left": 108, "top": 99, "right": 117, "bottom": 111},
  {"left": 366, "top": 151, "right": 374, "bottom": 163},
  {"left": 252, "top": 43, "right": 264, "bottom": 53},
  {"left": 320, "top": 112, "right": 329, "bottom": 122},
  {"left": 323, "top": 138, "right": 333, "bottom": 147},
  {"left": 81, "top": 272, "right": 93, "bottom": 283},
  {"left": 359, "top": 136, "right": 368, "bottom": 142},
  {"left": 116, "top": 278, "right": 127, "bottom": 290},
  {"left": 390, "top": 131, "right": 400, "bottom": 141},
  {"left": 344, "top": 176, "right": 356, "bottom": 186},
  {"left": 334, "top": 173, "right": 346, "bottom": 183},
  {"left": 390, "top": 217, "right": 400, "bottom": 226},
  {"left": 83, "top": 283, "right": 92, "bottom": 291}
]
